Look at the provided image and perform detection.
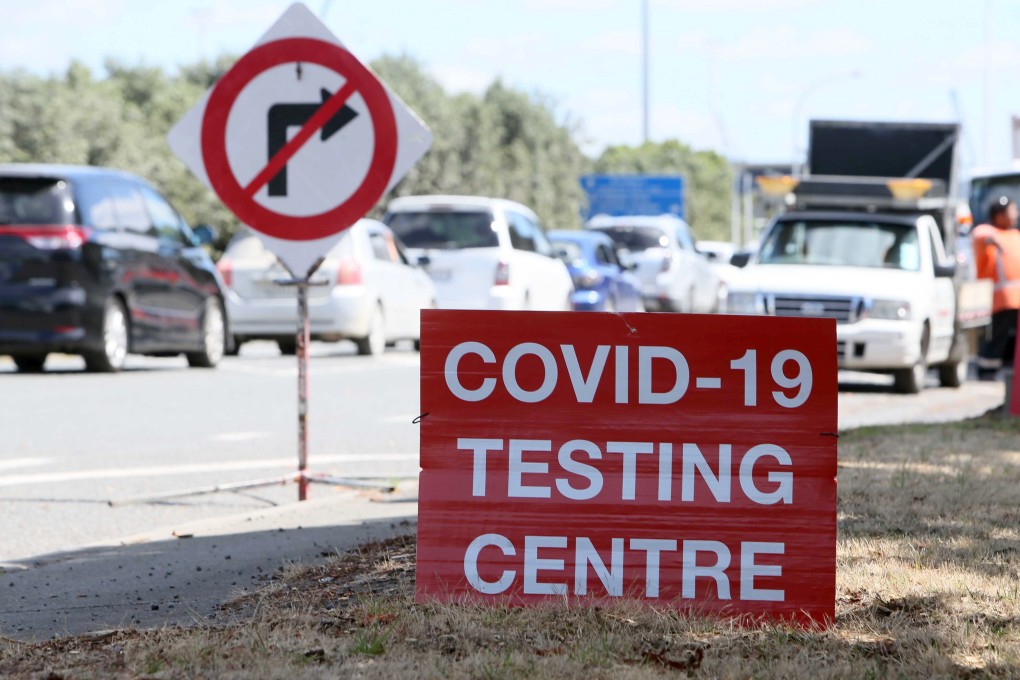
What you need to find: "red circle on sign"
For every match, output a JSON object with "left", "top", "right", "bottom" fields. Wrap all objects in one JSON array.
[{"left": 201, "top": 38, "right": 397, "bottom": 241}]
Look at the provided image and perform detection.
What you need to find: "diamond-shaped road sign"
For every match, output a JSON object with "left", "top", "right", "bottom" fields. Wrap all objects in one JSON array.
[{"left": 168, "top": 2, "right": 432, "bottom": 277}]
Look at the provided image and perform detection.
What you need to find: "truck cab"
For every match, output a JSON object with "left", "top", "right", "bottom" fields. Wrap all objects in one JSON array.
[
  {"left": 728, "top": 210, "right": 959, "bottom": 392},
  {"left": 727, "top": 120, "right": 990, "bottom": 393}
]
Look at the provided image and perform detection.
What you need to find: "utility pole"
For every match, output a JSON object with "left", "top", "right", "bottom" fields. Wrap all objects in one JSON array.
[
  {"left": 983, "top": 0, "right": 992, "bottom": 165},
  {"left": 642, "top": 0, "right": 650, "bottom": 144}
]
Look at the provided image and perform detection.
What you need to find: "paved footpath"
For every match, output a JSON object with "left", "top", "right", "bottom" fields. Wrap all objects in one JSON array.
[{"left": 0, "top": 486, "right": 418, "bottom": 641}]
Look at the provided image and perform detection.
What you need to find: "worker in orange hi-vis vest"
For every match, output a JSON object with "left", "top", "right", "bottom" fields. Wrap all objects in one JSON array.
[{"left": 972, "top": 196, "right": 1020, "bottom": 380}]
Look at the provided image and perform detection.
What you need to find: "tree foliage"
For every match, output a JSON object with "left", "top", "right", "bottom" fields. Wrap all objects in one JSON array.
[
  {"left": 0, "top": 60, "right": 236, "bottom": 236},
  {"left": 369, "top": 56, "right": 589, "bottom": 229},
  {"left": 0, "top": 57, "right": 731, "bottom": 242},
  {"left": 593, "top": 140, "right": 733, "bottom": 242}
]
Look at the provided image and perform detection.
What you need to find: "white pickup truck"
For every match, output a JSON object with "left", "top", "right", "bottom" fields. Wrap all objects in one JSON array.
[{"left": 726, "top": 210, "right": 967, "bottom": 393}]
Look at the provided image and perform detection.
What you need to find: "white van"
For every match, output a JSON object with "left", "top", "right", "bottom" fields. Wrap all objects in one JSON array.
[{"left": 383, "top": 195, "right": 573, "bottom": 311}]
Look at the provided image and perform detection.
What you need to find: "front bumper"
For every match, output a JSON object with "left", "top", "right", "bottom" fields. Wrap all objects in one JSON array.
[
  {"left": 437, "top": 285, "right": 525, "bottom": 311},
  {"left": 836, "top": 319, "right": 923, "bottom": 370},
  {"left": 226, "top": 287, "right": 373, "bottom": 340}
]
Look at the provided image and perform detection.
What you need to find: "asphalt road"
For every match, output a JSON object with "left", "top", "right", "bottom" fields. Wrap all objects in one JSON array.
[
  {"left": 0, "top": 341, "right": 1007, "bottom": 567},
  {"left": 0, "top": 341, "right": 424, "bottom": 566}
]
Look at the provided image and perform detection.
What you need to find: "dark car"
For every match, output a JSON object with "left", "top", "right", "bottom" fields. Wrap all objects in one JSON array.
[
  {"left": 548, "top": 230, "right": 643, "bottom": 312},
  {"left": 0, "top": 164, "right": 228, "bottom": 372}
]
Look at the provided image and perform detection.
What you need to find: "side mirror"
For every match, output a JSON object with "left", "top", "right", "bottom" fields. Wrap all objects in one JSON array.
[
  {"left": 934, "top": 261, "right": 957, "bottom": 278},
  {"left": 730, "top": 252, "right": 752, "bottom": 268},
  {"left": 417, "top": 254, "right": 431, "bottom": 267},
  {"left": 193, "top": 224, "right": 217, "bottom": 246}
]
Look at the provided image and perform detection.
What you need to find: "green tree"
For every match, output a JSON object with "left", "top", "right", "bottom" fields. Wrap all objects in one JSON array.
[
  {"left": 0, "top": 61, "right": 237, "bottom": 240},
  {"left": 6, "top": 55, "right": 740, "bottom": 245},
  {"left": 593, "top": 139, "right": 732, "bottom": 242},
  {"left": 369, "top": 56, "right": 588, "bottom": 229},
  {"left": 369, "top": 54, "right": 470, "bottom": 203},
  {"left": 477, "top": 82, "right": 588, "bottom": 229}
]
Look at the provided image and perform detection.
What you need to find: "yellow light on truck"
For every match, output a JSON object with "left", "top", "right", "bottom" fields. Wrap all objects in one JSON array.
[
  {"left": 886, "top": 178, "right": 932, "bottom": 200},
  {"left": 756, "top": 175, "right": 800, "bottom": 197}
]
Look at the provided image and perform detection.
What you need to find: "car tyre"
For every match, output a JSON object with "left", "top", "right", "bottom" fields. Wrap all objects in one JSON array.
[
  {"left": 893, "top": 325, "right": 929, "bottom": 394},
  {"left": 84, "top": 297, "right": 129, "bottom": 373},
  {"left": 225, "top": 337, "right": 242, "bottom": 357},
  {"left": 13, "top": 354, "right": 47, "bottom": 373},
  {"left": 937, "top": 328, "right": 969, "bottom": 388},
  {"left": 186, "top": 298, "right": 226, "bottom": 368},
  {"left": 278, "top": 338, "right": 297, "bottom": 356},
  {"left": 356, "top": 305, "right": 385, "bottom": 357},
  {"left": 938, "top": 359, "right": 967, "bottom": 388}
]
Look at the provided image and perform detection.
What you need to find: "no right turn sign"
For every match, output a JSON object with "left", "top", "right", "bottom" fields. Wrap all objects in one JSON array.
[{"left": 168, "top": 2, "right": 432, "bottom": 277}]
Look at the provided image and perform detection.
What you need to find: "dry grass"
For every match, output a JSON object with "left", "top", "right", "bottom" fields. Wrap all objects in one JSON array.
[{"left": 3, "top": 414, "right": 1020, "bottom": 678}]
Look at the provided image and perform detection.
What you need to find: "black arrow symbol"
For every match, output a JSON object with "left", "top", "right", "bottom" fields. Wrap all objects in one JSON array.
[{"left": 266, "top": 88, "right": 358, "bottom": 197}]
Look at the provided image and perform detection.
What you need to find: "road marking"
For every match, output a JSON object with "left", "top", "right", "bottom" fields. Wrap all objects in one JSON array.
[
  {"left": 210, "top": 431, "right": 272, "bottom": 442},
  {"left": 0, "top": 457, "right": 51, "bottom": 472},
  {"left": 220, "top": 355, "right": 420, "bottom": 378},
  {"left": 0, "top": 453, "right": 419, "bottom": 488}
]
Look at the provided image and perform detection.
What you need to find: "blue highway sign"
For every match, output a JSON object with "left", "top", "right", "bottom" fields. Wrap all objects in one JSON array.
[{"left": 580, "top": 174, "right": 685, "bottom": 219}]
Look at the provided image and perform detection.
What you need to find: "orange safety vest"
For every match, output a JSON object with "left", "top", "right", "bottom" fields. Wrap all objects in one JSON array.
[{"left": 972, "top": 223, "right": 1020, "bottom": 312}]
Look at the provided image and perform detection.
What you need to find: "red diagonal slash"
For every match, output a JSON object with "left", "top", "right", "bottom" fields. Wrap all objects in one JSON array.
[{"left": 243, "top": 79, "right": 358, "bottom": 198}]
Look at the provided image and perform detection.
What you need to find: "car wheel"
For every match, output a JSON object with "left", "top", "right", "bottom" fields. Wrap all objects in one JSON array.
[
  {"left": 893, "top": 325, "right": 929, "bottom": 394},
  {"left": 278, "top": 338, "right": 297, "bottom": 356},
  {"left": 13, "top": 354, "right": 47, "bottom": 373},
  {"left": 355, "top": 305, "right": 385, "bottom": 356},
  {"left": 938, "top": 358, "right": 967, "bottom": 388},
  {"left": 225, "top": 336, "right": 242, "bottom": 357},
  {"left": 84, "top": 297, "right": 129, "bottom": 373},
  {"left": 938, "top": 328, "right": 969, "bottom": 388},
  {"left": 186, "top": 298, "right": 226, "bottom": 368}
]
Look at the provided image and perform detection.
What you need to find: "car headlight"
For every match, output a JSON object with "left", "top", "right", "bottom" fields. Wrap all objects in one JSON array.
[
  {"left": 866, "top": 299, "right": 911, "bottom": 320},
  {"left": 727, "top": 291, "right": 764, "bottom": 314},
  {"left": 573, "top": 270, "right": 602, "bottom": 289}
]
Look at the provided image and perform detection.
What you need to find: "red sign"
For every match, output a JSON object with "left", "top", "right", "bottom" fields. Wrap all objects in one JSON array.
[
  {"left": 200, "top": 37, "right": 397, "bottom": 242},
  {"left": 168, "top": 3, "right": 433, "bottom": 277},
  {"left": 1012, "top": 319, "right": 1020, "bottom": 417},
  {"left": 416, "top": 310, "right": 837, "bottom": 627}
]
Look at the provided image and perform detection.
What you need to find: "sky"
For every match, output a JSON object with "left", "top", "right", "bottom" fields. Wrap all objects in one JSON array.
[{"left": 3, "top": 0, "right": 1020, "bottom": 173}]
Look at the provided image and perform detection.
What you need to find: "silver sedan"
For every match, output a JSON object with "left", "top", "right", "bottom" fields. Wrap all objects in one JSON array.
[{"left": 218, "top": 220, "right": 436, "bottom": 356}]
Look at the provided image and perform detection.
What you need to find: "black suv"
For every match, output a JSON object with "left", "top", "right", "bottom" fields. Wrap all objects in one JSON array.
[{"left": 0, "top": 164, "right": 229, "bottom": 372}]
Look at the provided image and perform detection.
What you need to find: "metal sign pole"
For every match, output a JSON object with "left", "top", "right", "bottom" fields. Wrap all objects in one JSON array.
[
  {"left": 108, "top": 268, "right": 394, "bottom": 508},
  {"left": 280, "top": 268, "right": 394, "bottom": 499},
  {"left": 297, "top": 277, "right": 311, "bottom": 501}
]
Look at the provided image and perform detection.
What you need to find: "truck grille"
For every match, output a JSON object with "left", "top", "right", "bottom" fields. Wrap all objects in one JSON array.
[{"left": 768, "top": 295, "right": 862, "bottom": 323}]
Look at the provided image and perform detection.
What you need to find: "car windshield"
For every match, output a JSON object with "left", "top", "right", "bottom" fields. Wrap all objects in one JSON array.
[
  {"left": 594, "top": 226, "right": 668, "bottom": 250},
  {"left": 0, "top": 178, "right": 69, "bottom": 226},
  {"left": 386, "top": 210, "right": 498, "bottom": 249},
  {"left": 550, "top": 239, "right": 584, "bottom": 264},
  {"left": 758, "top": 220, "right": 920, "bottom": 271}
]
